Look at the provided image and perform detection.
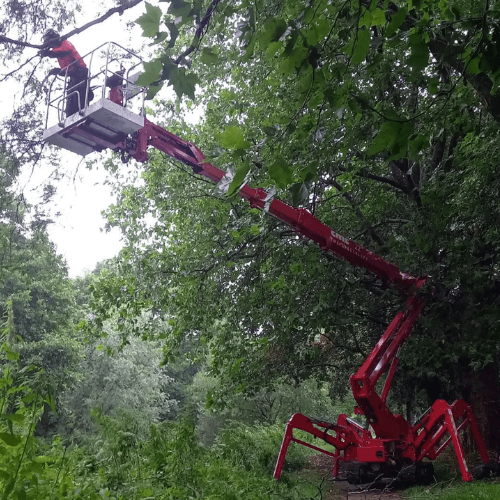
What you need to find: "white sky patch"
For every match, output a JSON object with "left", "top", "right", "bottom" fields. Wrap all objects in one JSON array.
[{"left": 46, "top": 166, "right": 124, "bottom": 278}]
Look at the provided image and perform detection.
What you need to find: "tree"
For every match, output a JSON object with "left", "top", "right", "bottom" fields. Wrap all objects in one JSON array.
[
  {"left": 0, "top": 149, "right": 75, "bottom": 343},
  {"left": 3, "top": 0, "right": 498, "bottom": 455},
  {"left": 86, "top": 0, "right": 500, "bottom": 450},
  {"left": 63, "top": 316, "right": 176, "bottom": 437},
  {"left": 0, "top": 146, "right": 83, "bottom": 438}
]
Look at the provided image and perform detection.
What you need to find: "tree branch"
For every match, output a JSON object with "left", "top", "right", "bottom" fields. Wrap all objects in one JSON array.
[
  {"left": 428, "top": 37, "right": 500, "bottom": 122},
  {"left": 59, "top": 0, "right": 145, "bottom": 45},
  {"left": 0, "top": 0, "right": 145, "bottom": 49},
  {"left": 174, "top": 0, "right": 222, "bottom": 65},
  {"left": 430, "top": 136, "right": 446, "bottom": 172},
  {"left": 338, "top": 165, "right": 410, "bottom": 193},
  {"left": 322, "top": 178, "right": 386, "bottom": 246},
  {"left": 0, "top": 54, "right": 40, "bottom": 83}
]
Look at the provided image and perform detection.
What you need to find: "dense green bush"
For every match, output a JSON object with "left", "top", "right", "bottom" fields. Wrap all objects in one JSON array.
[
  {"left": 214, "top": 422, "right": 310, "bottom": 474},
  {"left": 78, "top": 415, "right": 314, "bottom": 500}
]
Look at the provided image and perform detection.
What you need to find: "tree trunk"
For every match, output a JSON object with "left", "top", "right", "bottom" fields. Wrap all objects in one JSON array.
[
  {"left": 463, "top": 364, "right": 500, "bottom": 453},
  {"left": 429, "top": 38, "right": 500, "bottom": 123}
]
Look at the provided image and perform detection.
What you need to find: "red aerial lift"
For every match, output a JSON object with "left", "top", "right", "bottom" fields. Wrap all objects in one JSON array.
[{"left": 42, "top": 43, "right": 496, "bottom": 485}]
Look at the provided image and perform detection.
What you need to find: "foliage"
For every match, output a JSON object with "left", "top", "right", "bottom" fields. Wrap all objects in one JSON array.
[
  {"left": 0, "top": 150, "right": 75, "bottom": 344},
  {"left": 0, "top": 229, "right": 76, "bottom": 343},
  {"left": 0, "top": 301, "right": 63, "bottom": 499},
  {"left": 189, "top": 368, "right": 353, "bottom": 444},
  {"left": 214, "top": 421, "right": 313, "bottom": 474},
  {"left": 94, "top": 0, "right": 500, "bottom": 448},
  {"left": 0, "top": 0, "right": 77, "bottom": 51},
  {"left": 63, "top": 323, "right": 175, "bottom": 437},
  {"left": 3, "top": 0, "right": 500, "bottom": 496},
  {"left": 0, "top": 0, "right": 80, "bottom": 162},
  {"left": 92, "top": 416, "right": 313, "bottom": 500}
]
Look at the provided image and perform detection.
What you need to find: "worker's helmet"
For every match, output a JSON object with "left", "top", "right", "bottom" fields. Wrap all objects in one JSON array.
[{"left": 43, "top": 29, "right": 60, "bottom": 43}]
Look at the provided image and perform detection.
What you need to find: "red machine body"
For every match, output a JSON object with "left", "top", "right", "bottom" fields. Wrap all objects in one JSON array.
[{"left": 43, "top": 87, "right": 493, "bottom": 484}]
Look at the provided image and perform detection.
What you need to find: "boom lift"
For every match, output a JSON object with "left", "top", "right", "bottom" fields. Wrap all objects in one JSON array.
[{"left": 43, "top": 42, "right": 495, "bottom": 485}]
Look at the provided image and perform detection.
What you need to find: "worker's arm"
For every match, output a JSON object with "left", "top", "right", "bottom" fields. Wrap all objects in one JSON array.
[{"left": 39, "top": 48, "right": 72, "bottom": 58}]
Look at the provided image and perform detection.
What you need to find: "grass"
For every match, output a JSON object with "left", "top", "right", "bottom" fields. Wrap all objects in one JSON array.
[
  {"left": 403, "top": 479, "right": 500, "bottom": 499},
  {"left": 403, "top": 462, "right": 500, "bottom": 500}
]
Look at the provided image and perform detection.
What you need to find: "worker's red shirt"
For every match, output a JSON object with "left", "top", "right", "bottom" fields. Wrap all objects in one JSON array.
[{"left": 52, "top": 40, "right": 86, "bottom": 72}]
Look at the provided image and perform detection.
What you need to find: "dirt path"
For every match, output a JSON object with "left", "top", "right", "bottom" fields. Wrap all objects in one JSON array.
[{"left": 300, "top": 455, "right": 404, "bottom": 500}]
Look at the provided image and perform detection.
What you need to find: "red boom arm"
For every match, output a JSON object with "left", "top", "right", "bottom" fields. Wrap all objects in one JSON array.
[{"left": 124, "top": 119, "right": 423, "bottom": 395}]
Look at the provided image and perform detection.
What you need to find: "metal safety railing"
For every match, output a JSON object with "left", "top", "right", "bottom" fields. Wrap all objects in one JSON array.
[{"left": 43, "top": 41, "right": 146, "bottom": 128}]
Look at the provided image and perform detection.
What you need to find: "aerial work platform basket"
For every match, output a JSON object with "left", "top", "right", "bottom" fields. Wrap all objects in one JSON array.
[{"left": 42, "top": 42, "right": 147, "bottom": 156}]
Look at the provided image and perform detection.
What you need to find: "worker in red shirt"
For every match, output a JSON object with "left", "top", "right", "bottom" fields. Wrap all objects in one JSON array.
[{"left": 40, "top": 29, "right": 93, "bottom": 117}]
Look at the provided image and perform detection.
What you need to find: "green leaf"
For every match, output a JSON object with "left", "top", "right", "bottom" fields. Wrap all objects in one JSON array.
[
  {"left": 262, "top": 19, "right": 287, "bottom": 45},
  {"left": 200, "top": 47, "right": 219, "bottom": 65},
  {"left": 451, "top": 6, "right": 461, "bottom": 19},
  {"left": 389, "top": 122, "right": 413, "bottom": 160},
  {"left": 409, "top": 134, "right": 430, "bottom": 157},
  {"left": 427, "top": 77, "right": 439, "bottom": 94},
  {"left": 2, "top": 343, "right": 18, "bottom": 361},
  {"left": 227, "top": 160, "right": 251, "bottom": 196},
  {"left": 134, "top": 59, "right": 163, "bottom": 86},
  {"left": 146, "top": 83, "right": 164, "bottom": 100},
  {"left": 160, "top": 57, "right": 177, "bottom": 81},
  {"left": 242, "top": 36, "right": 256, "bottom": 61},
  {"left": 166, "top": 22, "right": 179, "bottom": 48},
  {"left": 386, "top": 7, "right": 407, "bottom": 37},
  {"left": 370, "top": 8, "right": 386, "bottom": 26},
  {"left": 217, "top": 126, "right": 251, "bottom": 150},
  {"left": 167, "top": 0, "right": 192, "bottom": 22},
  {"left": 206, "top": 391, "right": 214, "bottom": 409},
  {"left": 21, "top": 393, "right": 36, "bottom": 404},
  {"left": 171, "top": 70, "right": 199, "bottom": 100},
  {"left": 467, "top": 56, "right": 481, "bottom": 74},
  {"left": 46, "top": 393, "right": 56, "bottom": 413},
  {"left": 351, "top": 28, "right": 370, "bottom": 64},
  {"left": 280, "top": 45, "right": 308, "bottom": 73},
  {"left": 269, "top": 159, "right": 293, "bottom": 188},
  {"left": 408, "top": 33, "right": 429, "bottom": 72},
  {"left": 0, "top": 433, "right": 21, "bottom": 446},
  {"left": 135, "top": 2, "right": 163, "bottom": 38},
  {"left": 151, "top": 32, "right": 169, "bottom": 45},
  {"left": 4, "top": 413, "right": 24, "bottom": 424},
  {"left": 367, "top": 120, "right": 400, "bottom": 156},
  {"left": 290, "top": 182, "right": 309, "bottom": 206},
  {"left": 262, "top": 126, "right": 277, "bottom": 136}
]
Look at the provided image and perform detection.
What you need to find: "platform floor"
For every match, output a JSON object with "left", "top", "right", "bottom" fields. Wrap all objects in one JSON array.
[{"left": 42, "top": 98, "right": 145, "bottom": 156}]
